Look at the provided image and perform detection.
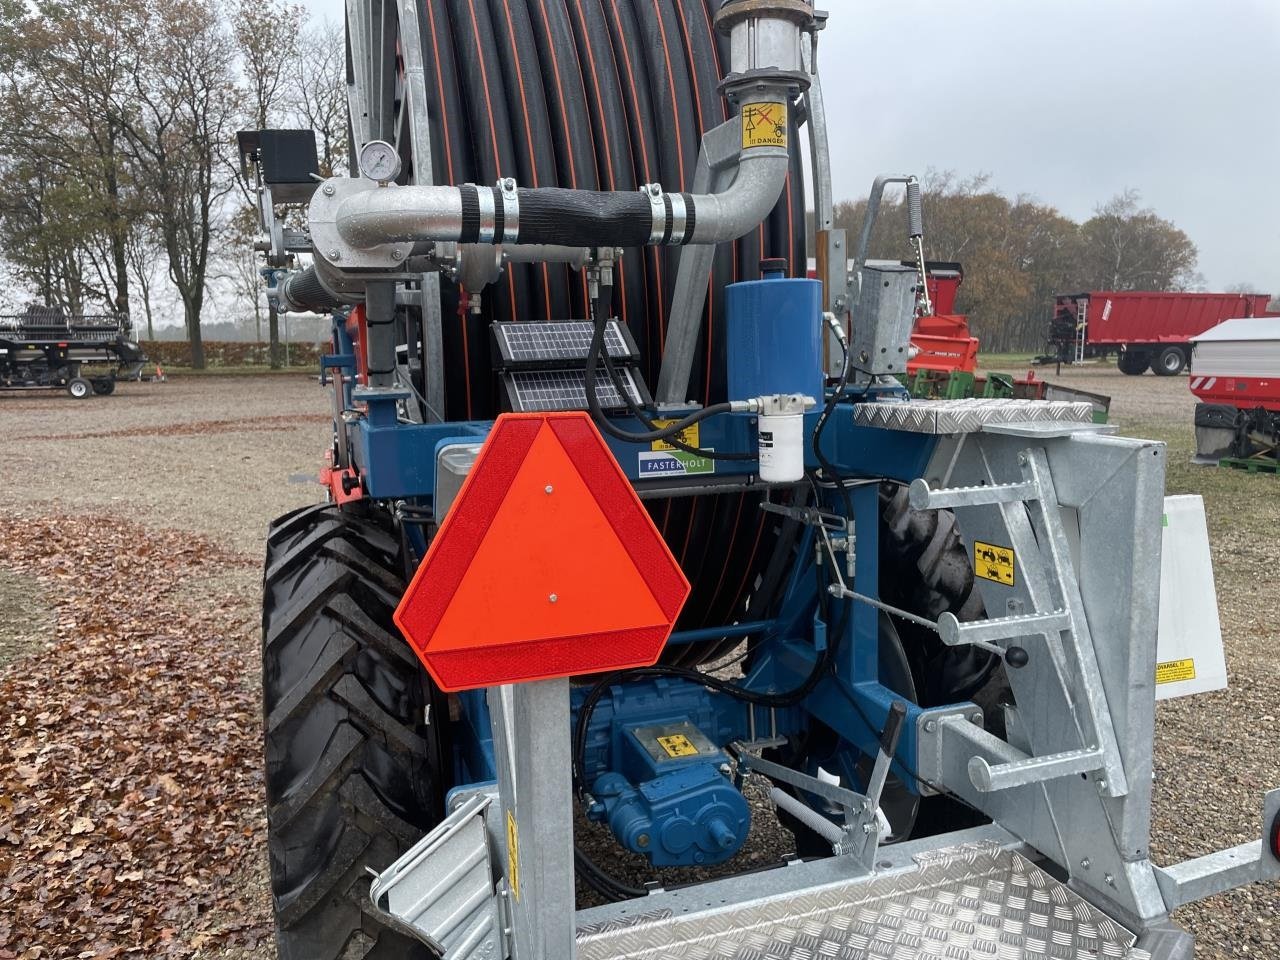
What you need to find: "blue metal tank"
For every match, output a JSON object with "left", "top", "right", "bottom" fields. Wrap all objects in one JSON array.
[{"left": 724, "top": 259, "right": 823, "bottom": 402}]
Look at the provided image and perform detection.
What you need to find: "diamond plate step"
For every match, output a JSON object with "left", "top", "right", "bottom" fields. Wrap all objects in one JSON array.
[
  {"left": 852, "top": 398, "right": 1094, "bottom": 434},
  {"left": 576, "top": 843, "right": 1150, "bottom": 960}
]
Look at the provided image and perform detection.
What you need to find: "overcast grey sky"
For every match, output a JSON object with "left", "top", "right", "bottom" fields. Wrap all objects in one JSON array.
[{"left": 307, "top": 0, "right": 1279, "bottom": 291}]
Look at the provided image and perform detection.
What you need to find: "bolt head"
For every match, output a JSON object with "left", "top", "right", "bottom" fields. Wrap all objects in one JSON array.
[
  {"left": 636, "top": 834, "right": 650, "bottom": 848},
  {"left": 391, "top": 249, "right": 403, "bottom": 261},
  {"left": 322, "top": 184, "right": 335, "bottom": 196},
  {"left": 861, "top": 823, "right": 872, "bottom": 835},
  {"left": 327, "top": 249, "right": 341, "bottom": 261},
  {"left": 924, "top": 720, "right": 938, "bottom": 733},
  {"left": 1104, "top": 873, "right": 1116, "bottom": 887},
  {"left": 1080, "top": 858, "right": 1091, "bottom": 869},
  {"left": 969, "top": 712, "right": 983, "bottom": 725},
  {"left": 549, "top": 594, "right": 558, "bottom": 603},
  {"left": 544, "top": 485, "right": 554, "bottom": 494}
]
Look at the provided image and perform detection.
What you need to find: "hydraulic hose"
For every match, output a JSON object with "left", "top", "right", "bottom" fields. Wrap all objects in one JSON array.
[{"left": 584, "top": 289, "right": 756, "bottom": 461}]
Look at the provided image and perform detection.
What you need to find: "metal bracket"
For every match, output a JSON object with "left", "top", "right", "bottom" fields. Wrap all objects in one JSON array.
[
  {"left": 1152, "top": 788, "right": 1280, "bottom": 910},
  {"left": 733, "top": 746, "right": 881, "bottom": 868},
  {"left": 656, "top": 119, "right": 743, "bottom": 405}
]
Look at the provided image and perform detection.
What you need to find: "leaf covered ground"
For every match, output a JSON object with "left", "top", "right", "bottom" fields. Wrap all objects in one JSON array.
[{"left": 0, "top": 513, "right": 272, "bottom": 957}]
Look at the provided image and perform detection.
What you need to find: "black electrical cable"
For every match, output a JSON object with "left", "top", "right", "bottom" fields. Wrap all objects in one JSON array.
[
  {"left": 574, "top": 846, "right": 648, "bottom": 900},
  {"left": 584, "top": 290, "right": 758, "bottom": 461}
]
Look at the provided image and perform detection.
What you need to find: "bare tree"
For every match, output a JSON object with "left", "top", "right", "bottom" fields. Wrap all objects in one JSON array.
[
  {"left": 1081, "top": 190, "right": 1199, "bottom": 292},
  {"left": 125, "top": 221, "right": 165, "bottom": 340},
  {"left": 118, "top": 0, "right": 238, "bottom": 368},
  {"left": 231, "top": 0, "right": 304, "bottom": 368},
  {"left": 291, "top": 20, "right": 349, "bottom": 177}
]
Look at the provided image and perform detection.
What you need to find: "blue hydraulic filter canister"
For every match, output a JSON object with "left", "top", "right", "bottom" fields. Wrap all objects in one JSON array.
[{"left": 724, "top": 258, "right": 824, "bottom": 403}]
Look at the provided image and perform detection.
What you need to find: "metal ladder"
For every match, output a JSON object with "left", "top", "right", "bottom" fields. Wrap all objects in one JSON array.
[
  {"left": 1074, "top": 297, "right": 1089, "bottom": 363},
  {"left": 910, "top": 446, "right": 1127, "bottom": 797}
]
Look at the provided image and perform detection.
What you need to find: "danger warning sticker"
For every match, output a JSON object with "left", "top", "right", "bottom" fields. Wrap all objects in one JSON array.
[
  {"left": 651, "top": 420, "right": 700, "bottom": 452},
  {"left": 1156, "top": 658, "right": 1197, "bottom": 685},
  {"left": 974, "top": 541, "right": 1015, "bottom": 586},
  {"left": 741, "top": 102, "right": 788, "bottom": 149},
  {"left": 657, "top": 734, "right": 700, "bottom": 758}
]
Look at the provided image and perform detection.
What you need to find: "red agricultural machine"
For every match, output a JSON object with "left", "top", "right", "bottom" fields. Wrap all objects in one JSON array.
[
  {"left": 1190, "top": 317, "right": 1280, "bottom": 472},
  {"left": 1047, "top": 291, "right": 1278, "bottom": 375}
]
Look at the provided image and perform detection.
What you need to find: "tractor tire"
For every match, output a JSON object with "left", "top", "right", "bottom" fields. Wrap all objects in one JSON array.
[
  {"left": 67, "top": 377, "right": 92, "bottom": 399},
  {"left": 1117, "top": 350, "right": 1151, "bottom": 376},
  {"left": 92, "top": 378, "right": 116, "bottom": 395},
  {"left": 1152, "top": 345, "right": 1187, "bottom": 376},
  {"left": 262, "top": 503, "right": 448, "bottom": 960}
]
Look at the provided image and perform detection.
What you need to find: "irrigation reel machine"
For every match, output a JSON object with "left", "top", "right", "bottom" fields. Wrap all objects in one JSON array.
[{"left": 246, "top": 1, "right": 1279, "bottom": 957}]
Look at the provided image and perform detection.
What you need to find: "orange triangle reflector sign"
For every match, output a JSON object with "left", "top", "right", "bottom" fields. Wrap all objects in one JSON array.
[{"left": 394, "top": 412, "right": 691, "bottom": 692}]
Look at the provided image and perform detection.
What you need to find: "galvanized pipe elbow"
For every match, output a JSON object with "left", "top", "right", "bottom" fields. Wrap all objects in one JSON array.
[
  {"left": 686, "top": 149, "right": 790, "bottom": 244},
  {"left": 335, "top": 185, "right": 467, "bottom": 249}
]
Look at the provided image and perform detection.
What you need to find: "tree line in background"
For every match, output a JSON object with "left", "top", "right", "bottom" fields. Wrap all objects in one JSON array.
[
  {"left": 0, "top": 2, "right": 1256, "bottom": 364},
  {"left": 0, "top": 0, "right": 344, "bottom": 367},
  {"left": 836, "top": 173, "right": 1218, "bottom": 353}
]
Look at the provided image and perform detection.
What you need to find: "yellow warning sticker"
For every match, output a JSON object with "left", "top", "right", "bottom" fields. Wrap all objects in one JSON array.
[
  {"left": 657, "top": 734, "right": 700, "bottom": 758},
  {"left": 1156, "top": 658, "right": 1197, "bottom": 685},
  {"left": 651, "top": 420, "right": 700, "bottom": 452},
  {"left": 741, "top": 102, "right": 788, "bottom": 149},
  {"left": 974, "top": 541, "right": 1016, "bottom": 586},
  {"left": 506, "top": 809, "right": 521, "bottom": 902}
]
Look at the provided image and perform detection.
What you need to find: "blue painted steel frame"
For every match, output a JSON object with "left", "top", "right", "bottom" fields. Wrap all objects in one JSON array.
[{"left": 327, "top": 330, "right": 964, "bottom": 840}]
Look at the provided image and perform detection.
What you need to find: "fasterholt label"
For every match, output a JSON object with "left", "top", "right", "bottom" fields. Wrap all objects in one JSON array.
[{"left": 638, "top": 450, "right": 715, "bottom": 477}]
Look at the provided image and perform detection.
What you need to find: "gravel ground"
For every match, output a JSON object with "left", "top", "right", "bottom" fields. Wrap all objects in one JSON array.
[
  {"left": 0, "top": 368, "right": 1275, "bottom": 957},
  {"left": 0, "top": 569, "right": 51, "bottom": 668}
]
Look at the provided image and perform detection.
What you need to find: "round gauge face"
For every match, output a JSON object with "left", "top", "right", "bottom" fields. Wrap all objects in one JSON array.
[{"left": 359, "top": 140, "right": 401, "bottom": 182}]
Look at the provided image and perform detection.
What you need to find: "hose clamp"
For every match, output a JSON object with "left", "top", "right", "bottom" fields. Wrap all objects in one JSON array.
[
  {"left": 476, "top": 185, "right": 497, "bottom": 244},
  {"left": 498, "top": 178, "right": 520, "bottom": 243},
  {"left": 669, "top": 193, "right": 688, "bottom": 245},
  {"left": 642, "top": 183, "right": 667, "bottom": 245}
]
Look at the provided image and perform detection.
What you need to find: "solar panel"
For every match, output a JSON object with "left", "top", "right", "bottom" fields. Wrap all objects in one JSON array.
[
  {"left": 492, "top": 320, "right": 638, "bottom": 369},
  {"left": 503, "top": 368, "right": 648, "bottom": 413}
]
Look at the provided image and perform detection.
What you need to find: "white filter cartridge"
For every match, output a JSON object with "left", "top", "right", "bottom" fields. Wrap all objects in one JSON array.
[{"left": 758, "top": 408, "right": 805, "bottom": 482}]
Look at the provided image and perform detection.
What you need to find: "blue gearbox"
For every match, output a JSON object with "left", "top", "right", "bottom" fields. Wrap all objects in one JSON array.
[{"left": 587, "top": 721, "right": 751, "bottom": 867}]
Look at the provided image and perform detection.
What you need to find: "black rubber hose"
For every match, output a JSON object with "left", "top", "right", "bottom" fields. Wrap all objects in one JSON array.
[
  {"left": 488, "top": 0, "right": 569, "bottom": 322},
  {"left": 419, "top": 0, "right": 479, "bottom": 419},
  {"left": 413, "top": 0, "right": 806, "bottom": 665},
  {"left": 516, "top": 188, "right": 659, "bottom": 246},
  {"left": 524, "top": 0, "right": 605, "bottom": 320},
  {"left": 595, "top": 0, "right": 668, "bottom": 383},
  {"left": 448, "top": 0, "right": 530, "bottom": 331},
  {"left": 551, "top": 0, "right": 647, "bottom": 346}
]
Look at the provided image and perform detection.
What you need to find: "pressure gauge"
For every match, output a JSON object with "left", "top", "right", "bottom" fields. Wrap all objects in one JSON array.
[{"left": 358, "top": 140, "right": 401, "bottom": 184}]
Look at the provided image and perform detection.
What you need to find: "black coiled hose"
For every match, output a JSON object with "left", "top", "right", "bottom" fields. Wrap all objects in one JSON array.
[{"left": 412, "top": 0, "right": 808, "bottom": 664}]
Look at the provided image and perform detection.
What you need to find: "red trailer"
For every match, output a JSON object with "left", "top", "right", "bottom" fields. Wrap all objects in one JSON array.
[{"left": 1047, "top": 291, "right": 1276, "bottom": 376}]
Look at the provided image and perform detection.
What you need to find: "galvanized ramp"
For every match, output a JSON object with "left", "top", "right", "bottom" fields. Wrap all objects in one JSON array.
[{"left": 576, "top": 842, "right": 1150, "bottom": 960}]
